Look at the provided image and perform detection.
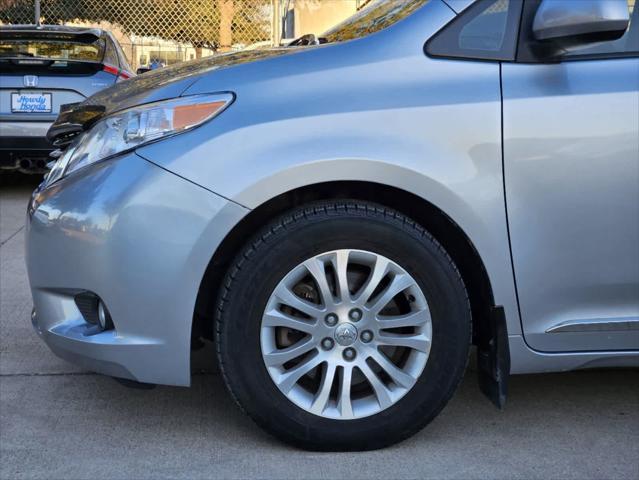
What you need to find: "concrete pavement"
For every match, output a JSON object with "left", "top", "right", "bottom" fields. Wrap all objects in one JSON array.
[{"left": 1, "top": 175, "right": 638, "bottom": 479}]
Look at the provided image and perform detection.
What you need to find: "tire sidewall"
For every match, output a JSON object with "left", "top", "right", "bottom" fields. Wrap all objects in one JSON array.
[{"left": 217, "top": 203, "right": 470, "bottom": 450}]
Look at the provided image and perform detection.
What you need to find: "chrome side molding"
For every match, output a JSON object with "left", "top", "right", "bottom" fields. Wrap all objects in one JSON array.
[{"left": 546, "top": 317, "right": 639, "bottom": 333}]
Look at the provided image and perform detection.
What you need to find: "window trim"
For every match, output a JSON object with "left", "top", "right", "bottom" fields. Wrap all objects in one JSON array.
[{"left": 424, "top": 0, "right": 524, "bottom": 62}]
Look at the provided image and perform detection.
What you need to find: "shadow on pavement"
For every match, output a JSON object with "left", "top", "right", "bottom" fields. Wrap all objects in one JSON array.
[
  {"left": 0, "top": 172, "right": 44, "bottom": 190},
  {"left": 1, "top": 366, "right": 637, "bottom": 479}
]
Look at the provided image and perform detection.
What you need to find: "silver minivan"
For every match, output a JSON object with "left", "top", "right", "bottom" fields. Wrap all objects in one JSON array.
[{"left": 27, "top": 0, "right": 638, "bottom": 450}]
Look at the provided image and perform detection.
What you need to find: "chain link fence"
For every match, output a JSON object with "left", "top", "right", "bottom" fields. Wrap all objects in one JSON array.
[
  {"left": 1, "top": 0, "right": 278, "bottom": 68},
  {"left": 0, "top": 0, "right": 372, "bottom": 69}
]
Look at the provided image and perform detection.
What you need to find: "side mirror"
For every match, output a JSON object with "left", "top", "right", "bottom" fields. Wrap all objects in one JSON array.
[
  {"left": 136, "top": 67, "right": 151, "bottom": 75},
  {"left": 533, "top": 0, "right": 629, "bottom": 44}
]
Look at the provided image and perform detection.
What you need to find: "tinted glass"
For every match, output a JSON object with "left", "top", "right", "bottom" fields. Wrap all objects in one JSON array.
[
  {"left": 426, "top": 0, "right": 521, "bottom": 61},
  {"left": 459, "top": 0, "right": 510, "bottom": 51},
  {"left": 0, "top": 38, "right": 105, "bottom": 61},
  {"left": 102, "top": 37, "right": 119, "bottom": 67}
]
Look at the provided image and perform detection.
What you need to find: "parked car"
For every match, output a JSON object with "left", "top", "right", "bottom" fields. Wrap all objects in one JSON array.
[
  {"left": 0, "top": 25, "right": 134, "bottom": 173},
  {"left": 27, "top": 0, "right": 638, "bottom": 450}
]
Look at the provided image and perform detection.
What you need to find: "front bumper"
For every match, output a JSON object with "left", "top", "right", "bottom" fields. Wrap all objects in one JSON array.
[{"left": 26, "top": 152, "right": 248, "bottom": 385}]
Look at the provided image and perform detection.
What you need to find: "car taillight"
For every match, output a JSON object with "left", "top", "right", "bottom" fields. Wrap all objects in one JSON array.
[
  {"left": 103, "top": 64, "right": 119, "bottom": 76},
  {"left": 103, "top": 64, "right": 132, "bottom": 81}
]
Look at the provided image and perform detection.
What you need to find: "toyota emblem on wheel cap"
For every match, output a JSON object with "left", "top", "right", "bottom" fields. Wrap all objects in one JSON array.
[{"left": 334, "top": 323, "right": 358, "bottom": 346}]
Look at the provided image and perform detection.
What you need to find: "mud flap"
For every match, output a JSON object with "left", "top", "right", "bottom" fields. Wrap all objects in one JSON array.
[{"left": 477, "top": 306, "right": 510, "bottom": 409}]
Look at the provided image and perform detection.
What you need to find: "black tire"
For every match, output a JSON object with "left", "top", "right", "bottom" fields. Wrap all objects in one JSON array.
[{"left": 215, "top": 201, "right": 471, "bottom": 451}]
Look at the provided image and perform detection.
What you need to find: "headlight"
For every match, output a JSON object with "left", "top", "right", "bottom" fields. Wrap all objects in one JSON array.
[{"left": 46, "top": 93, "right": 234, "bottom": 184}]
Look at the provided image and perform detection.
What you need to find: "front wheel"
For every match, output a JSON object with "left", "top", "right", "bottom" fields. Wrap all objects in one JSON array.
[{"left": 215, "top": 201, "right": 471, "bottom": 450}]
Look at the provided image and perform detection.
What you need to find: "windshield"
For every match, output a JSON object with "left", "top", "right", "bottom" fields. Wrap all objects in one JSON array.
[
  {"left": 322, "top": 0, "right": 430, "bottom": 43},
  {"left": 0, "top": 38, "right": 104, "bottom": 61}
]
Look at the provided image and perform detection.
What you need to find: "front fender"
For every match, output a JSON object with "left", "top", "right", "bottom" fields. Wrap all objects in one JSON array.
[
  {"left": 136, "top": 27, "right": 521, "bottom": 334},
  {"left": 138, "top": 124, "right": 521, "bottom": 339}
]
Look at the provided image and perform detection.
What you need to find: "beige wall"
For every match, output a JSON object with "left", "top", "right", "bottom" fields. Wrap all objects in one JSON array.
[{"left": 293, "top": 0, "right": 360, "bottom": 37}]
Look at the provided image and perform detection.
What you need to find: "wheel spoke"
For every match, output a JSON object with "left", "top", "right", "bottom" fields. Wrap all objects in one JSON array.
[
  {"left": 354, "top": 256, "right": 389, "bottom": 303},
  {"left": 337, "top": 365, "right": 354, "bottom": 418},
  {"left": 276, "top": 354, "right": 323, "bottom": 393},
  {"left": 370, "top": 351, "right": 415, "bottom": 388},
  {"left": 377, "top": 332, "right": 431, "bottom": 353},
  {"left": 377, "top": 309, "right": 430, "bottom": 329},
  {"left": 359, "top": 363, "right": 393, "bottom": 410},
  {"left": 262, "top": 309, "right": 316, "bottom": 334},
  {"left": 368, "top": 273, "right": 414, "bottom": 314},
  {"left": 263, "top": 337, "right": 316, "bottom": 367},
  {"left": 273, "top": 283, "right": 324, "bottom": 318},
  {"left": 310, "top": 362, "right": 337, "bottom": 415},
  {"left": 302, "top": 258, "right": 335, "bottom": 308},
  {"left": 330, "top": 250, "right": 351, "bottom": 303}
]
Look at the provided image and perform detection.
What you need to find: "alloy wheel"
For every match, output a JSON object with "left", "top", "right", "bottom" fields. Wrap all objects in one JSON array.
[{"left": 260, "top": 249, "right": 432, "bottom": 420}]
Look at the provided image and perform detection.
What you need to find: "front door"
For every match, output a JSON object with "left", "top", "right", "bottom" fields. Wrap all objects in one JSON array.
[{"left": 502, "top": 1, "right": 639, "bottom": 352}]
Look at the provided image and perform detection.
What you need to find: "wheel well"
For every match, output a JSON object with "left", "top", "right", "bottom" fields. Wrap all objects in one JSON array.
[{"left": 192, "top": 181, "right": 495, "bottom": 350}]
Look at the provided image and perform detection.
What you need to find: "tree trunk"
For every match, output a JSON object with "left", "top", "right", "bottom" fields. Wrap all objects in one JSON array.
[{"left": 217, "top": 0, "right": 234, "bottom": 52}]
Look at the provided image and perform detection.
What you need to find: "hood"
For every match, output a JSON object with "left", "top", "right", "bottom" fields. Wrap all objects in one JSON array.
[{"left": 47, "top": 48, "right": 293, "bottom": 146}]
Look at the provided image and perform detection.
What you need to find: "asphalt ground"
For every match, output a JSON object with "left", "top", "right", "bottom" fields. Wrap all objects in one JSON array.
[{"left": 1, "top": 173, "right": 638, "bottom": 479}]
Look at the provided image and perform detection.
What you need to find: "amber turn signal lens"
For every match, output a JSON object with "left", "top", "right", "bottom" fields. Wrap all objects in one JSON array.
[{"left": 173, "top": 101, "right": 228, "bottom": 130}]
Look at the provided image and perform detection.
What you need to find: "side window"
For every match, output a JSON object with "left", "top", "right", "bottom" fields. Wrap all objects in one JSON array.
[
  {"left": 426, "top": 0, "right": 522, "bottom": 61},
  {"left": 112, "top": 36, "right": 133, "bottom": 73},
  {"left": 563, "top": 0, "right": 638, "bottom": 59},
  {"left": 102, "top": 37, "right": 119, "bottom": 68}
]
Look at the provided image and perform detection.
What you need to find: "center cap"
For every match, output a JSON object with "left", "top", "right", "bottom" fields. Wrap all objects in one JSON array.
[{"left": 334, "top": 323, "right": 358, "bottom": 346}]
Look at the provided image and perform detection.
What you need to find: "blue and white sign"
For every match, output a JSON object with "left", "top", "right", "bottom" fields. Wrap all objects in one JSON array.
[{"left": 11, "top": 93, "right": 52, "bottom": 113}]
